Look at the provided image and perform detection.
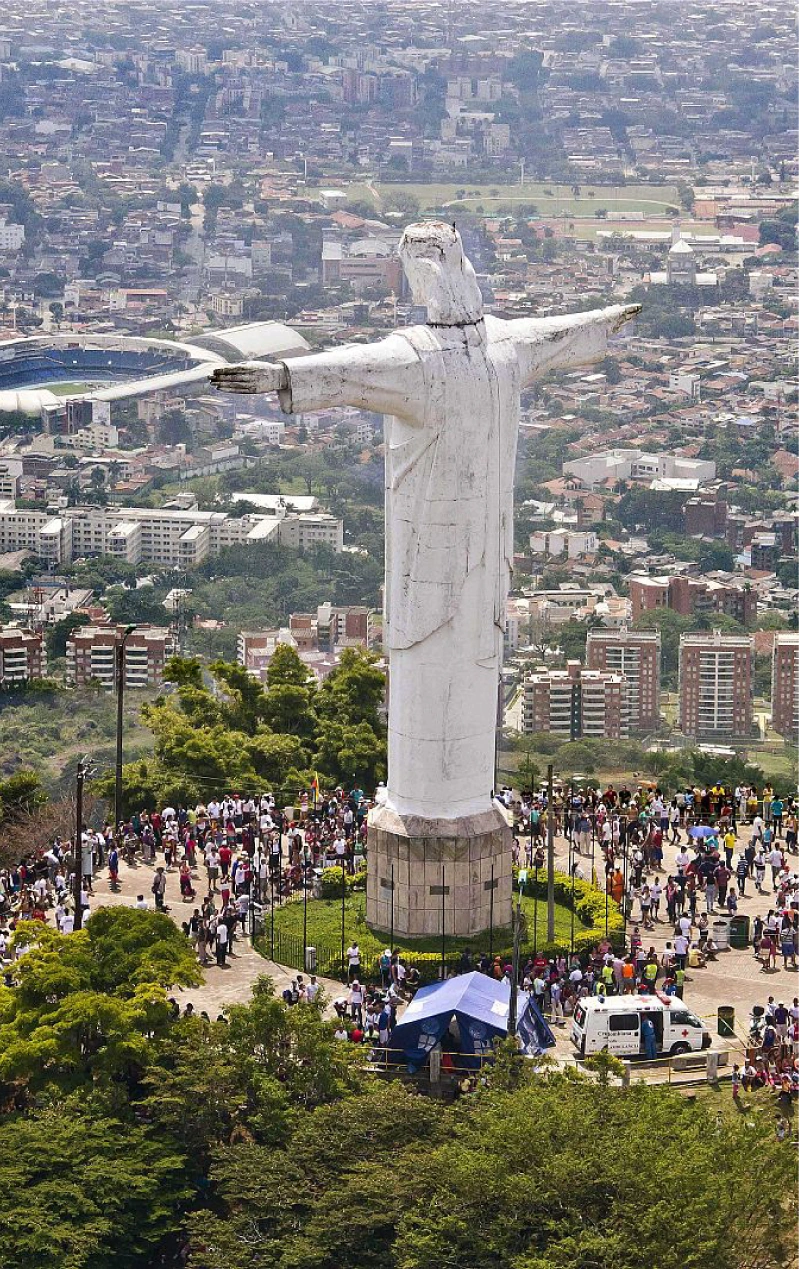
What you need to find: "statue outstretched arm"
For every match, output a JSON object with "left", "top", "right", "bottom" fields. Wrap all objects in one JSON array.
[
  {"left": 212, "top": 333, "right": 424, "bottom": 421},
  {"left": 211, "top": 361, "right": 288, "bottom": 394},
  {"left": 500, "top": 303, "right": 640, "bottom": 387}
]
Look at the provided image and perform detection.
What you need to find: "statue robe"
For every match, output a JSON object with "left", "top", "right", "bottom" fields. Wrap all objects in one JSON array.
[{"left": 276, "top": 308, "right": 624, "bottom": 817}]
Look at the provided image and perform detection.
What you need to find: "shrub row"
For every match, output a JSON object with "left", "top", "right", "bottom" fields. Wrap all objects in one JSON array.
[
  {"left": 317, "top": 866, "right": 367, "bottom": 900},
  {"left": 515, "top": 868, "right": 625, "bottom": 959}
]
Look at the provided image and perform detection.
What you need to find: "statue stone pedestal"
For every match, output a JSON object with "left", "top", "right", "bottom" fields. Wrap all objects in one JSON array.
[{"left": 366, "top": 804, "right": 513, "bottom": 939}]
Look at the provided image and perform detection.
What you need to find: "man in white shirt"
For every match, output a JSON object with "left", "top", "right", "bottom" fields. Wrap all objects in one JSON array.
[
  {"left": 674, "top": 932, "right": 689, "bottom": 969},
  {"left": 346, "top": 941, "right": 361, "bottom": 982},
  {"left": 769, "top": 846, "right": 784, "bottom": 885},
  {"left": 306, "top": 975, "right": 320, "bottom": 1004}
]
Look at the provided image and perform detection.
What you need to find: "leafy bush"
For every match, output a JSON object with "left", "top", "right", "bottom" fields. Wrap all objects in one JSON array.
[
  {"left": 318, "top": 866, "right": 367, "bottom": 899},
  {"left": 515, "top": 868, "right": 624, "bottom": 958}
]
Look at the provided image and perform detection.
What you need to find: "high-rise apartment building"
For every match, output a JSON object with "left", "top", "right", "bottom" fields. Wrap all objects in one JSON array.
[
  {"left": 523, "top": 661, "right": 629, "bottom": 739},
  {"left": 771, "top": 632, "right": 799, "bottom": 741},
  {"left": 586, "top": 627, "right": 661, "bottom": 732},
  {"left": 678, "top": 631, "right": 753, "bottom": 739},
  {"left": 0, "top": 627, "right": 46, "bottom": 683},
  {"left": 67, "top": 625, "right": 172, "bottom": 689}
]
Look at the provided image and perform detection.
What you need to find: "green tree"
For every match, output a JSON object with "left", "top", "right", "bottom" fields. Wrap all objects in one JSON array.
[
  {"left": 0, "top": 1099, "right": 190, "bottom": 1269},
  {"left": 266, "top": 643, "right": 313, "bottom": 688},
  {"left": 633, "top": 608, "right": 695, "bottom": 688},
  {"left": 0, "top": 770, "right": 47, "bottom": 821},
  {"left": 247, "top": 730, "right": 310, "bottom": 786},
  {"left": 46, "top": 611, "right": 91, "bottom": 660},
  {"left": 163, "top": 654, "right": 204, "bottom": 689},
  {"left": 0, "top": 910, "right": 200, "bottom": 1094},
  {"left": 187, "top": 1069, "right": 795, "bottom": 1269},
  {"left": 315, "top": 647, "right": 385, "bottom": 730},
  {"left": 698, "top": 540, "right": 735, "bottom": 573}
]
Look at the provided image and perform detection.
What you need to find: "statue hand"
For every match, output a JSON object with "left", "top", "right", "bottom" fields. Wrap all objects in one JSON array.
[
  {"left": 610, "top": 304, "right": 641, "bottom": 333},
  {"left": 211, "top": 361, "right": 287, "bottom": 394}
]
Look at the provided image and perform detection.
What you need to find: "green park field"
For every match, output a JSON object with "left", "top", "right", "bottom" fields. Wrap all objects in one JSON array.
[{"left": 318, "top": 179, "right": 682, "bottom": 217}]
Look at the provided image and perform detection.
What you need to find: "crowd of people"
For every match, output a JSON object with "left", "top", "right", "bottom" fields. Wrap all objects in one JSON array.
[
  {"left": 0, "top": 779, "right": 796, "bottom": 1087},
  {"left": 732, "top": 994, "right": 799, "bottom": 1113},
  {"left": 505, "top": 780, "right": 799, "bottom": 976}
]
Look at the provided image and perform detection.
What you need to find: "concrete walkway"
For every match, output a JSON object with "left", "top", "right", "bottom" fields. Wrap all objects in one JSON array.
[
  {"left": 84, "top": 858, "right": 343, "bottom": 1016},
  {"left": 81, "top": 819, "right": 797, "bottom": 1046},
  {"left": 546, "top": 824, "right": 798, "bottom": 1049}
]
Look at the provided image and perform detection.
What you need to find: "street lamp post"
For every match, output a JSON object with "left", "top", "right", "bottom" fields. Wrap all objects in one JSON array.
[
  {"left": 569, "top": 776, "right": 578, "bottom": 958},
  {"left": 546, "top": 763, "right": 555, "bottom": 941},
  {"left": 73, "top": 758, "right": 86, "bottom": 931},
  {"left": 341, "top": 860, "right": 346, "bottom": 979},
  {"left": 621, "top": 814, "right": 629, "bottom": 951},
  {"left": 114, "top": 624, "right": 136, "bottom": 833},
  {"left": 533, "top": 861, "right": 539, "bottom": 955},
  {"left": 302, "top": 854, "right": 308, "bottom": 971}
]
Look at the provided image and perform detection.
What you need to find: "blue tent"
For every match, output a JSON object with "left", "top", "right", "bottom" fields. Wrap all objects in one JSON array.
[{"left": 390, "top": 971, "right": 556, "bottom": 1071}]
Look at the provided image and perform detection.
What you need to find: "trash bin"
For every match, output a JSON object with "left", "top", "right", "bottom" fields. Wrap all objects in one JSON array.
[
  {"left": 718, "top": 1005, "right": 735, "bottom": 1038},
  {"left": 729, "top": 914, "right": 750, "bottom": 950},
  {"left": 305, "top": 945, "right": 317, "bottom": 973},
  {"left": 712, "top": 918, "right": 730, "bottom": 950}
]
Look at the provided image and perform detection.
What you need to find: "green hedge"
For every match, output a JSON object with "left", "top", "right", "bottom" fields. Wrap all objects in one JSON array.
[
  {"left": 317, "top": 866, "right": 367, "bottom": 899},
  {"left": 263, "top": 868, "right": 623, "bottom": 983},
  {"left": 514, "top": 869, "right": 624, "bottom": 959}
]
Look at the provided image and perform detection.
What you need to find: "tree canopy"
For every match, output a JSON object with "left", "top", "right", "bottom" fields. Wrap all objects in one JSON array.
[
  {"left": 0, "top": 922, "right": 794, "bottom": 1269},
  {"left": 94, "top": 646, "right": 387, "bottom": 812}
]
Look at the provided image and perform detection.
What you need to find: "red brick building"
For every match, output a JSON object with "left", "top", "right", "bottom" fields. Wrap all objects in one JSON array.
[
  {"left": 586, "top": 627, "right": 661, "bottom": 731},
  {"left": 683, "top": 493, "right": 727, "bottom": 538},
  {"left": 771, "top": 632, "right": 799, "bottom": 741},
  {"left": 678, "top": 631, "right": 753, "bottom": 739},
  {"left": 0, "top": 626, "right": 46, "bottom": 683},
  {"left": 67, "top": 624, "right": 172, "bottom": 689},
  {"left": 523, "top": 661, "right": 628, "bottom": 739},
  {"left": 630, "top": 574, "right": 756, "bottom": 625}
]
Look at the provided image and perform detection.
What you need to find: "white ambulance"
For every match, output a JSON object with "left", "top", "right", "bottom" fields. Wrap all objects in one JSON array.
[{"left": 571, "top": 993, "right": 712, "bottom": 1058}]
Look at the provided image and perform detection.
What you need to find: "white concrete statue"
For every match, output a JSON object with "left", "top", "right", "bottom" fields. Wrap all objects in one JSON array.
[{"left": 212, "top": 222, "right": 638, "bottom": 821}]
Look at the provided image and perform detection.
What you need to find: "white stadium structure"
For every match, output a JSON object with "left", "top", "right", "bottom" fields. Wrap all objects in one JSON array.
[{"left": 0, "top": 322, "right": 310, "bottom": 416}]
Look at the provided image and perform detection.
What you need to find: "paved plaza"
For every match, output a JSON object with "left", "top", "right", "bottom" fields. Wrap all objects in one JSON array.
[{"left": 80, "top": 815, "right": 797, "bottom": 1055}]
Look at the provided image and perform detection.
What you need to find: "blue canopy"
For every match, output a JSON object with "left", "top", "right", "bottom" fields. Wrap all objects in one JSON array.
[{"left": 389, "top": 971, "right": 555, "bottom": 1071}]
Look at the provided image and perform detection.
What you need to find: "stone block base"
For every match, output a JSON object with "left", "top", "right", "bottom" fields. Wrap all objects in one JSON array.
[{"left": 366, "top": 804, "right": 512, "bottom": 939}]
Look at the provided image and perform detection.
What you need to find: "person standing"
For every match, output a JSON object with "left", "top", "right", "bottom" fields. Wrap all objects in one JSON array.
[
  {"left": 151, "top": 866, "right": 167, "bottom": 912},
  {"left": 206, "top": 846, "right": 220, "bottom": 893},
  {"left": 215, "top": 917, "right": 229, "bottom": 967},
  {"left": 346, "top": 940, "right": 361, "bottom": 983}
]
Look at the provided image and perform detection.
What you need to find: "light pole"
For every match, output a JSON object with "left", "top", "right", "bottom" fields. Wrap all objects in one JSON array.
[
  {"left": 73, "top": 757, "right": 86, "bottom": 931},
  {"left": 302, "top": 853, "right": 308, "bottom": 971},
  {"left": 546, "top": 763, "right": 555, "bottom": 941},
  {"left": 533, "top": 860, "right": 539, "bottom": 955},
  {"left": 341, "top": 859, "right": 346, "bottom": 980},
  {"left": 569, "top": 833, "right": 576, "bottom": 957},
  {"left": 114, "top": 624, "right": 136, "bottom": 833}
]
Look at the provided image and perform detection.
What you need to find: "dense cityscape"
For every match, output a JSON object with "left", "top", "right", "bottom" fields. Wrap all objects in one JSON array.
[{"left": 0, "top": 2, "right": 796, "bottom": 1267}]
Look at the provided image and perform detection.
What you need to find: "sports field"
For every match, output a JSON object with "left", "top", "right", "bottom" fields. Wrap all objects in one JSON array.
[{"left": 320, "top": 179, "right": 681, "bottom": 217}]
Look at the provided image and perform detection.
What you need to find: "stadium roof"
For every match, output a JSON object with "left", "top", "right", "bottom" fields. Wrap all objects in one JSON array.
[{"left": 191, "top": 321, "right": 310, "bottom": 362}]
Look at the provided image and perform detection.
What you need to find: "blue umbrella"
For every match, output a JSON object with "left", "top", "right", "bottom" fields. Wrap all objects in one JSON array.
[{"left": 688, "top": 826, "right": 716, "bottom": 839}]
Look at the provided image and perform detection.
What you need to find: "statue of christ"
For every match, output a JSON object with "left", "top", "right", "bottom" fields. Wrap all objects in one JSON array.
[{"left": 212, "top": 222, "right": 637, "bottom": 820}]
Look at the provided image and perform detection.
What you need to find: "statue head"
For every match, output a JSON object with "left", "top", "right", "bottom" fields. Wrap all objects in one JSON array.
[{"left": 399, "top": 221, "right": 483, "bottom": 325}]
